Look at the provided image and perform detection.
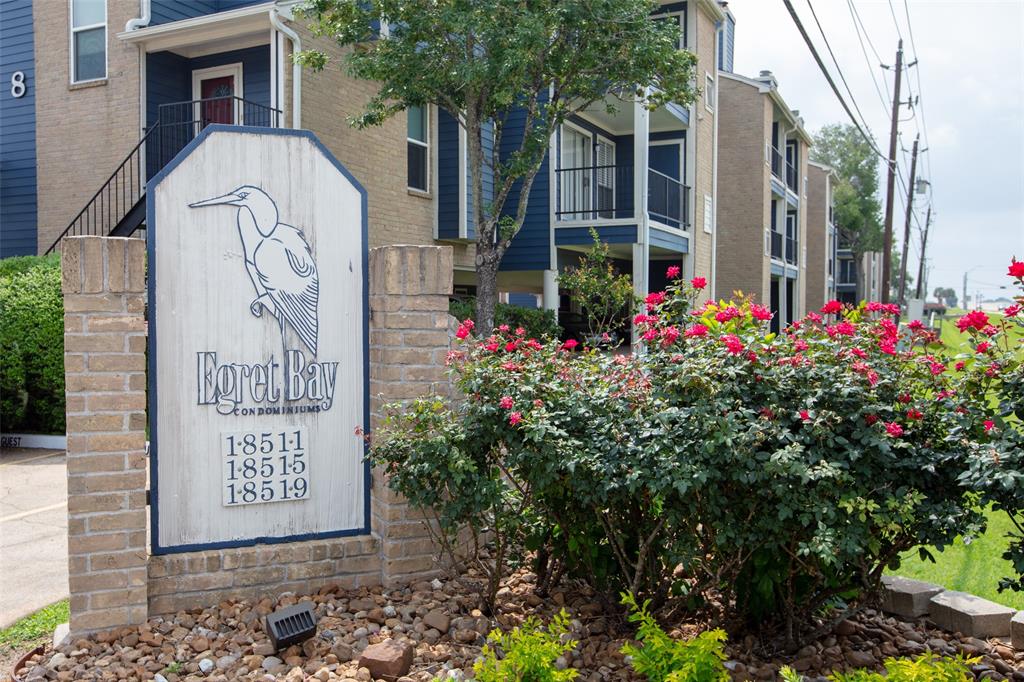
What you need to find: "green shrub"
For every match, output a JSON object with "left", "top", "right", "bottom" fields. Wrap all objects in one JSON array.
[
  {"left": 621, "top": 593, "right": 728, "bottom": 682},
  {"left": 450, "top": 297, "right": 561, "bottom": 340},
  {"left": 954, "top": 258, "right": 1024, "bottom": 592},
  {"left": 557, "top": 228, "right": 635, "bottom": 340},
  {"left": 375, "top": 275, "right": 988, "bottom": 641},
  {"left": 0, "top": 254, "right": 65, "bottom": 433},
  {"left": 472, "top": 609, "right": 578, "bottom": 682},
  {"left": 781, "top": 653, "right": 976, "bottom": 681}
]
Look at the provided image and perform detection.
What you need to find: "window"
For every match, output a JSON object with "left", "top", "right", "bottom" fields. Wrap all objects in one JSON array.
[
  {"left": 595, "top": 137, "right": 615, "bottom": 218},
  {"left": 704, "top": 73, "right": 715, "bottom": 112},
  {"left": 70, "top": 0, "right": 106, "bottom": 83},
  {"left": 407, "top": 105, "right": 428, "bottom": 192}
]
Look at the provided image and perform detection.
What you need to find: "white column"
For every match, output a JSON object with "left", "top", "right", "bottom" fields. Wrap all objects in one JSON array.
[
  {"left": 633, "top": 93, "right": 650, "bottom": 304},
  {"left": 542, "top": 269, "right": 559, "bottom": 318}
]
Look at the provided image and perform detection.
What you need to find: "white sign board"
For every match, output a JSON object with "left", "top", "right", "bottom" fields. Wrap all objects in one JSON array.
[{"left": 148, "top": 127, "right": 368, "bottom": 553}]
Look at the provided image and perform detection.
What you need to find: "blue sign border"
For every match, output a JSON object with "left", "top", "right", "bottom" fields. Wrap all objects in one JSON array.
[{"left": 147, "top": 125, "right": 371, "bottom": 555}]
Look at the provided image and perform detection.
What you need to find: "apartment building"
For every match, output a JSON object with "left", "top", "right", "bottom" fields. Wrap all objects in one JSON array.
[
  {"left": 836, "top": 247, "right": 884, "bottom": 305},
  {"left": 473, "top": 0, "right": 727, "bottom": 310},
  {"left": 805, "top": 161, "right": 838, "bottom": 311},
  {"left": 0, "top": 0, "right": 471, "bottom": 269},
  {"left": 715, "top": 69, "right": 812, "bottom": 332}
]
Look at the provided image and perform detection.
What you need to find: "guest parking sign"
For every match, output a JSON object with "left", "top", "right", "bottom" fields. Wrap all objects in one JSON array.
[{"left": 148, "top": 126, "right": 368, "bottom": 553}]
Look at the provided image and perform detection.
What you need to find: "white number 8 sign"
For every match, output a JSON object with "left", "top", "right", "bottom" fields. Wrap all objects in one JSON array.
[{"left": 10, "top": 71, "right": 26, "bottom": 98}]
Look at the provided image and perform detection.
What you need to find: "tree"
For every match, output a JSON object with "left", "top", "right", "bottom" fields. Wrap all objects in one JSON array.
[
  {"left": 933, "top": 286, "right": 957, "bottom": 308},
  {"left": 811, "top": 124, "right": 883, "bottom": 302},
  {"left": 297, "top": 0, "right": 697, "bottom": 334}
]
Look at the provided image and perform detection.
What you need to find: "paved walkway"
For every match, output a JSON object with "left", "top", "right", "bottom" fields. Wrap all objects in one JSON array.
[{"left": 0, "top": 448, "right": 67, "bottom": 629}]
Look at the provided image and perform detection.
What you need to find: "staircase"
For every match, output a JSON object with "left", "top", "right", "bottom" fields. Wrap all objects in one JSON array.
[{"left": 45, "top": 96, "right": 281, "bottom": 254}]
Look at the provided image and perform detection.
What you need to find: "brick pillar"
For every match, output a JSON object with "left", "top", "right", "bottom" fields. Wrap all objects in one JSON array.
[
  {"left": 368, "top": 245, "right": 454, "bottom": 586},
  {"left": 61, "top": 236, "right": 149, "bottom": 635}
]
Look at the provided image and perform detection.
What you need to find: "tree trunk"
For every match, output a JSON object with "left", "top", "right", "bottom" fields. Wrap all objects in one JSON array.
[
  {"left": 854, "top": 252, "right": 867, "bottom": 303},
  {"left": 475, "top": 253, "right": 500, "bottom": 336}
]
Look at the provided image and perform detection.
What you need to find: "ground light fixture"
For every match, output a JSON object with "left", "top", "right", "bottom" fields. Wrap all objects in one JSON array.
[{"left": 263, "top": 602, "right": 318, "bottom": 651}]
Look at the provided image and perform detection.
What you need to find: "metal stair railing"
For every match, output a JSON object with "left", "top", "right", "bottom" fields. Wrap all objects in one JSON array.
[{"left": 45, "top": 96, "right": 281, "bottom": 254}]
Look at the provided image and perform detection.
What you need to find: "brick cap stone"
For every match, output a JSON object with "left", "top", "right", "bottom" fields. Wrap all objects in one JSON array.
[
  {"left": 1012, "top": 610, "right": 1024, "bottom": 650},
  {"left": 369, "top": 245, "right": 453, "bottom": 297},
  {"left": 929, "top": 590, "right": 1016, "bottom": 639},
  {"left": 880, "top": 575, "right": 944, "bottom": 618},
  {"left": 358, "top": 639, "right": 414, "bottom": 681}
]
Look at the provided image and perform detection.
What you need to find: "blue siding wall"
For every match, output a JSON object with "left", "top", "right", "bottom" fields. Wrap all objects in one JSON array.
[
  {"left": 145, "top": 46, "right": 270, "bottom": 178},
  {"left": 464, "top": 120, "right": 494, "bottom": 239},
  {"left": 721, "top": 16, "right": 736, "bottom": 73},
  {"left": 497, "top": 105, "right": 551, "bottom": 272},
  {"left": 0, "top": 0, "right": 37, "bottom": 256},
  {"left": 436, "top": 110, "right": 461, "bottom": 239},
  {"left": 150, "top": 0, "right": 265, "bottom": 25}
]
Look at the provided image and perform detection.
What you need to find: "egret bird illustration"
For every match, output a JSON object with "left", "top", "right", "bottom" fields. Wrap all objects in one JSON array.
[{"left": 189, "top": 185, "right": 320, "bottom": 355}]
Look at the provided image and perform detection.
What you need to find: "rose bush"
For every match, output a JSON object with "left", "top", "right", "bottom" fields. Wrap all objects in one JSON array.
[
  {"left": 954, "top": 259, "right": 1024, "bottom": 593},
  {"left": 373, "top": 269, "right": 1001, "bottom": 644}
]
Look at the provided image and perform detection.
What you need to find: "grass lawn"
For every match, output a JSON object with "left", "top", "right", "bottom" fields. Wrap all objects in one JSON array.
[
  {"left": 892, "top": 509, "right": 1024, "bottom": 610},
  {"left": 0, "top": 600, "right": 68, "bottom": 651},
  {"left": 888, "top": 309, "right": 1024, "bottom": 609}
]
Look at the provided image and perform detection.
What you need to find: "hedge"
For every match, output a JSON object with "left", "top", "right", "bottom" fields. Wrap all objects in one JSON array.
[
  {"left": 449, "top": 298, "right": 561, "bottom": 340},
  {"left": 0, "top": 254, "right": 65, "bottom": 434}
]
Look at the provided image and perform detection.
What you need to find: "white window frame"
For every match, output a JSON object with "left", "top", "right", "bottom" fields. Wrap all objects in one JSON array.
[
  {"left": 559, "top": 121, "right": 594, "bottom": 221},
  {"left": 406, "top": 104, "right": 430, "bottom": 193},
  {"left": 704, "top": 73, "right": 715, "bottom": 113},
  {"left": 594, "top": 133, "right": 616, "bottom": 218},
  {"left": 654, "top": 11, "right": 685, "bottom": 50},
  {"left": 69, "top": 0, "right": 107, "bottom": 84}
]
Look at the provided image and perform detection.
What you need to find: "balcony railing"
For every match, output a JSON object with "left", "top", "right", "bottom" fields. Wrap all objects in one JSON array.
[
  {"left": 554, "top": 164, "right": 690, "bottom": 228},
  {"left": 785, "top": 236, "right": 797, "bottom": 265},
  {"left": 647, "top": 168, "right": 690, "bottom": 228},
  {"left": 769, "top": 145, "right": 798, "bottom": 192},
  {"left": 770, "top": 231, "right": 782, "bottom": 260},
  {"left": 148, "top": 96, "right": 282, "bottom": 177}
]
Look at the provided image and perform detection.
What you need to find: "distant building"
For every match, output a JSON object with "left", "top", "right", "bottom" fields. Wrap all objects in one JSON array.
[{"left": 805, "top": 161, "right": 837, "bottom": 311}]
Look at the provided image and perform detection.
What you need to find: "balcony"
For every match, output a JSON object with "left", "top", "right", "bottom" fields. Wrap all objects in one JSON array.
[
  {"left": 770, "top": 231, "right": 782, "bottom": 260},
  {"left": 785, "top": 236, "right": 797, "bottom": 265},
  {"left": 769, "top": 145, "right": 798, "bottom": 193},
  {"left": 555, "top": 165, "right": 691, "bottom": 228}
]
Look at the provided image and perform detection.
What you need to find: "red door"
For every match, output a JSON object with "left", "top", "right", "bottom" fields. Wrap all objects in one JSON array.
[{"left": 200, "top": 75, "right": 236, "bottom": 126}]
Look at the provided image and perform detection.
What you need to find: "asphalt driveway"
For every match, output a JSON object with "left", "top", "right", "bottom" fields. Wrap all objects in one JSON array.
[{"left": 0, "top": 449, "right": 67, "bottom": 629}]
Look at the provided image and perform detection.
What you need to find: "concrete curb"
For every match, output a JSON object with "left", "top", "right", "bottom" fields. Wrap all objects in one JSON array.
[{"left": 882, "top": 575, "right": 1019, "bottom": 644}]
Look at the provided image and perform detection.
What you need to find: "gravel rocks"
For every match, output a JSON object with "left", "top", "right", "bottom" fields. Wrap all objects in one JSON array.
[{"left": 12, "top": 567, "right": 1022, "bottom": 681}]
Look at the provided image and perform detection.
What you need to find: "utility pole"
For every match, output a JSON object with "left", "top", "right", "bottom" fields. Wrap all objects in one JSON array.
[
  {"left": 915, "top": 205, "right": 932, "bottom": 300},
  {"left": 881, "top": 40, "right": 904, "bottom": 304},
  {"left": 898, "top": 134, "right": 920, "bottom": 305}
]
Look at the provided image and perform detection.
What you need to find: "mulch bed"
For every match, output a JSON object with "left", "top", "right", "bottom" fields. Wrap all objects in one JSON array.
[{"left": 13, "top": 566, "right": 1022, "bottom": 681}]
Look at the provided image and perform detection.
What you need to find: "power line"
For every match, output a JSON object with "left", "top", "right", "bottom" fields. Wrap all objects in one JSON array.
[
  {"left": 887, "top": 0, "right": 905, "bottom": 41},
  {"left": 780, "top": 0, "right": 886, "bottom": 161},
  {"left": 902, "top": 0, "right": 933, "bottom": 202},
  {"left": 846, "top": 0, "right": 890, "bottom": 114},
  {"left": 804, "top": 0, "right": 878, "bottom": 140}
]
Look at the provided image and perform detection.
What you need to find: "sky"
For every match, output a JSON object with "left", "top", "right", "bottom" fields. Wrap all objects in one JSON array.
[{"left": 726, "top": 0, "right": 1024, "bottom": 305}]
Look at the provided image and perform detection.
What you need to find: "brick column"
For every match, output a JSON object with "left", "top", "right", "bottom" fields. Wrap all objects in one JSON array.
[
  {"left": 61, "top": 236, "right": 148, "bottom": 635},
  {"left": 368, "top": 245, "right": 454, "bottom": 586}
]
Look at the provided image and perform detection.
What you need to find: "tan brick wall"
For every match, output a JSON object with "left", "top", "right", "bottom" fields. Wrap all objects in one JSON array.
[
  {"left": 34, "top": 0, "right": 141, "bottom": 253},
  {"left": 285, "top": 21, "right": 476, "bottom": 271},
  {"left": 805, "top": 164, "right": 830, "bottom": 313},
  {"left": 690, "top": 5, "right": 717, "bottom": 301},
  {"left": 62, "top": 236, "right": 149, "bottom": 635},
  {"left": 147, "top": 536, "right": 381, "bottom": 614},
  {"left": 715, "top": 78, "right": 770, "bottom": 303},
  {"left": 368, "top": 245, "right": 454, "bottom": 587},
  {"left": 796, "top": 141, "right": 810, "bottom": 318}
]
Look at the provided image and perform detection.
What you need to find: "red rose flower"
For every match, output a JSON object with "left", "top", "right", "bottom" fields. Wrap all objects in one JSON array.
[
  {"left": 885, "top": 422, "right": 904, "bottom": 437},
  {"left": 750, "top": 304, "right": 773, "bottom": 321},
  {"left": 956, "top": 310, "right": 990, "bottom": 332},
  {"left": 955, "top": 360, "right": 966, "bottom": 371},
  {"left": 645, "top": 291, "right": 666, "bottom": 308},
  {"left": 866, "top": 414, "right": 878, "bottom": 425},
  {"left": 715, "top": 306, "right": 741, "bottom": 323},
  {"left": 690, "top": 276, "right": 707, "bottom": 289},
  {"left": 984, "top": 420, "right": 995, "bottom": 432},
  {"left": 720, "top": 334, "right": 744, "bottom": 355},
  {"left": 561, "top": 339, "right": 579, "bottom": 350},
  {"left": 794, "top": 338, "right": 809, "bottom": 352},
  {"left": 1005, "top": 304, "right": 1022, "bottom": 317},
  {"left": 1008, "top": 259, "right": 1024, "bottom": 278},
  {"left": 799, "top": 409, "right": 811, "bottom": 422},
  {"left": 685, "top": 323, "right": 709, "bottom": 338},
  {"left": 906, "top": 408, "right": 923, "bottom": 420},
  {"left": 820, "top": 300, "right": 843, "bottom": 315},
  {"left": 666, "top": 265, "right": 681, "bottom": 279},
  {"left": 929, "top": 362, "right": 946, "bottom": 375}
]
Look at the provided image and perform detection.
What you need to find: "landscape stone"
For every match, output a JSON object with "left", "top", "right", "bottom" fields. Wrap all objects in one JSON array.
[
  {"left": 422, "top": 609, "right": 450, "bottom": 633},
  {"left": 929, "top": 591, "right": 1015, "bottom": 638},
  {"left": 358, "top": 639, "right": 414, "bottom": 681},
  {"left": 880, "top": 576, "right": 944, "bottom": 618}
]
